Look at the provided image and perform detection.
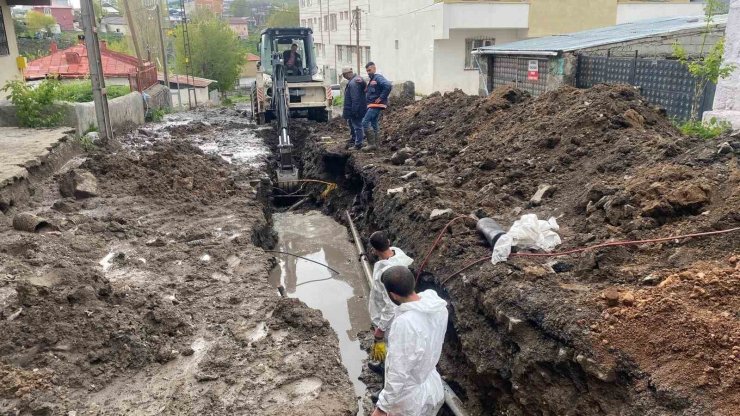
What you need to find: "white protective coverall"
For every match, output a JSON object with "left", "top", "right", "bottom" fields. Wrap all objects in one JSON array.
[
  {"left": 369, "top": 247, "right": 414, "bottom": 332},
  {"left": 377, "top": 289, "right": 448, "bottom": 416}
]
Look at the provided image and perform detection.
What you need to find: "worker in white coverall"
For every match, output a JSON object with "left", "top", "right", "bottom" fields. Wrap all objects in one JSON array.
[
  {"left": 368, "top": 231, "right": 414, "bottom": 372},
  {"left": 371, "top": 265, "right": 448, "bottom": 416}
]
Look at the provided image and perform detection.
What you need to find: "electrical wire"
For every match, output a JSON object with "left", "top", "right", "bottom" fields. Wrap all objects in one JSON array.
[
  {"left": 264, "top": 250, "right": 340, "bottom": 275},
  {"left": 415, "top": 215, "right": 476, "bottom": 283},
  {"left": 296, "top": 276, "right": 335, "bottom": 287},
  {"left": 439, "top": 227, "right": 740, "bottom": 285}
]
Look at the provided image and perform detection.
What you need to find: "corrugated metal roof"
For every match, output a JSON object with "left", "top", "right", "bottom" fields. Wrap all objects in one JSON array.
[{"left": 476, "top": 15, "right": 728, "bottom": 55}]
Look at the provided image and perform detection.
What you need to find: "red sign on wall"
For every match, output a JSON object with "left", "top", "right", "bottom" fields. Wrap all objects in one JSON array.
[{"left": 527, "top": 59, "right": 539, "bottom": 81}]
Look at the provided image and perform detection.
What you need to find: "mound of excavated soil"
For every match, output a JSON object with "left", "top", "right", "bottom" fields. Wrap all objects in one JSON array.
[
  {"left": 85, "top": 142, "right": 238, "bottom": 204},
  {"left": 0, "top": 117, "right": 357, "bottom": 415},
  {"left": 301, "top": 84, "right": 740, "bottom": 415}
]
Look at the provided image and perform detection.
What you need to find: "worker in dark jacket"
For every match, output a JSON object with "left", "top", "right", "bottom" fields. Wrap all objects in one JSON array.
[
  {"left": 362, "top": 62, "right": 392, "bottom": 151},
  {"left": 342, "top": 66, "right": 367, "bottom": 149}
]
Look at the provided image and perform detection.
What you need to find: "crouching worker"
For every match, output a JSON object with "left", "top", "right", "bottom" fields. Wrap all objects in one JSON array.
[
  {"left": 372, "top": 265, "right": 448, "bottom": 416},
  {"left": 368, "top": 231, "right": 413, "bottom": 369}
]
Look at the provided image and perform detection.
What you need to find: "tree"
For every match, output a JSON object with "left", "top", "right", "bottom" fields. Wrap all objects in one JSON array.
[
  {"left": 673, "top": 0, "right": 736, "bottom": 121},
  {"left": 13, "top": 17, "right": 27, "bottom": 36},
  {"left": 25, "top": 11, "right": 57, "bottom": 35},
  {"left": 266, "top": 4, "right": 298, "bottom": 27},
  {"left": 230, "top": 0, "right": 250, "bottom": 17},
  {"left": 173, "top": 9, "right": 246, "bottom": 92}
]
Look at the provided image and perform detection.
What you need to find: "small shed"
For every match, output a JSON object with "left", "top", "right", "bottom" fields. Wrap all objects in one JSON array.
[{"left": 474, "top": 15, "right": 728, "bottom": 120}]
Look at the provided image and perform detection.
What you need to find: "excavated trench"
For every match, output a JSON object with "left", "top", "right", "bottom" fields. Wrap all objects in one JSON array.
[{"left": 278, "top": 120, "right": 736, "bottom": 416}]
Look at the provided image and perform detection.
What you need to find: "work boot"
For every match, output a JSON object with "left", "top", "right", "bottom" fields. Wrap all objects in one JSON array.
[
  {"left": 368, "top": 361, "right": 384, "bottom": 375},
  {"left": 362, "top": 130, "right": 378, "bottom": 152},
  {"left": 345, "top": 138, "right": 354, "bottom": 150}
]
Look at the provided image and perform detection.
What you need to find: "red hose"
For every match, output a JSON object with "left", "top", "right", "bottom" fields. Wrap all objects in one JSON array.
[
  {"left": 439, "top": 226, "right": 740, "bottom": 285},
  {"left": 415, "top": 215, "right": 475, "bottom": 283}
]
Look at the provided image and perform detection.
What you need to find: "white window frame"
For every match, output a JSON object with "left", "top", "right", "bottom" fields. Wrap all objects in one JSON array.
[{"left": 465, "top": 38, "right": 495, "bottom": 70}]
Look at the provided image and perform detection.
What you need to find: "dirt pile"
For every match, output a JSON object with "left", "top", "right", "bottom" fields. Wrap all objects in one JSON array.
[
  {"left": 299, "top": 84, "right": 739, "bottom": 415},
  {"left": 0, "top": 113, "right": 357, "bottom": 415}
]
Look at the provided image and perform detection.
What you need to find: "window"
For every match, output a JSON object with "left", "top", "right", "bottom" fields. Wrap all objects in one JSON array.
[
  {"left": 465, "top": 38, "right": 494, "bottom": 70},
  {"left": 323, "top": 15, "right": 328, "bottom": 31},
  {"left": 0, "top": 6, "right": 8, "bottom": 56},
  {"left": 395, "top": 40, "right": 399, "bottom": 50},
  {"left": 301, "top": 19, "right": 305, "bottom": 27},
  {"left": 337, "top": 45, "right": 344, "bottom": 62},
  {"left": 319, "top": 17, "right": 323, "bottom": 32},
  {"left": 330, "top": 14, "right": 337, "bottom": 31},
  {"left": 365, "top": 47, "right": 371, "bottom": 64}
]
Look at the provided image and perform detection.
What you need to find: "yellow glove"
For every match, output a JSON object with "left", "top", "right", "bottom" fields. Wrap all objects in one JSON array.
[{"left": 371, "top": 340, "right": 387, "bottom": 362}]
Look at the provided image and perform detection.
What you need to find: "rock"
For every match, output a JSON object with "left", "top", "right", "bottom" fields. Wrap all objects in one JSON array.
[
  {"left": 620, "top": 291, "right": 636, "bottom": 306},
  {"left": 387, "top": 187, "right": 405, "bottom": 195},
  {"left": 51, "top": 199, "right": 81, "bottom": 213},
  {"left": 404, "top": 158, "right": 416, "bottom": 166},
  {"left": 138, "top": 128, "right": 156, "bottom": 137},
  {"left": 156, "top": 346, "right": 178, "bottom": 363},
  {"left": 623, "top": 109, "right": 645, "bottom": 128},
  {"left": 429, "top": 208, "right": 453, "bottom": 219},
  {"left": 181, "top": 346, "right": 195, "bottom": 356},
  {"left": 390, "top": 147, "right": 414, "bottom": 165},
  {"left": 642, "top": 274, "right": 661, "bottom": 285},
  {"left": 400, "top": 171, "right": 418, "bottom": 180},
  {"left": 717, "top": 141, "right": 732, "bottom": 155},
  {"left": 530, "top": 184, "right": 554, "bottom": 206},
  {"left": 146, "top": 237, "right": 167, "bottom": 247},
  {"left": 83, "top": 131, "right": 101, "bottom": 143},
  {"left": 603, "top": 288, "right": 620, "bottom": 307},
  {"left": 667, "top": 184, "right": 710, "bottom": 211},
  {"left": 195, "top": 372, "right": 220, "bottom": 382},
  {"left": 551, "top": 261, "right": 574, "bottom": 273},
  {"left": 59, "top": 170, "right": 99, "bottom": 199}
]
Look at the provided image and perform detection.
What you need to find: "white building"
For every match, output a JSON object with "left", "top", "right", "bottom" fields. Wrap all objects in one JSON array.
[
  {"left": 299, "top": 0, "right": 371, "bottom": 85},
  {"left": 370, "top": 0, "right": 706, "bottom": 95}
]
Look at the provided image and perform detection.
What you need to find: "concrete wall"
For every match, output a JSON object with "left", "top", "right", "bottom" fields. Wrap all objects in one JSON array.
[
  {"left": 527, "top": 0, "right": 618, "bottom": 37},
  {"left": 369, "top": 0, "right": 443, "bottom": 95},
  {"left": 616, "top": 2, "right": 705, "bottom": 24},
  {"left": 434, "top": 28, "right": 523, "bottom": 95},
  {"left": 705, "top": 0, "right": 740, "bottom": 128},
  {"left": 144, "top": 84, "right": 170, "bottom": 110},
  {"left": 72, "top": 91, "right": 145, "bottom": 135},
  {"left": 1, "top": 0, "right": 22, "bottom": 99},
  {"left": 170, "top": 86, "right": 210, "bottom": 109}
]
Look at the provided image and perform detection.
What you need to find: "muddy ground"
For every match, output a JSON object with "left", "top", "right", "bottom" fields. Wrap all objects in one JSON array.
[
  {"left": 0, "top": 109, "right": 358, "bottom": 415},
  {"left": 295, "top": 84, "right": 739, "bottom": 415}
]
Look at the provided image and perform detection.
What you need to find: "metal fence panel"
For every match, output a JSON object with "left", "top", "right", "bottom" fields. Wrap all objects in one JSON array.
[
  {"left": 491, "top": 56, "right": 549, "bottom": 96},
  {"left": 576, "top": 55, "right": 708, "bottom": 120}
]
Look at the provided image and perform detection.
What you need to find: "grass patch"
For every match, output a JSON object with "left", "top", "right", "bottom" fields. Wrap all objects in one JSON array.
[
  {"left": 677, "top": 117, "right": 732, "bottom": 140},
  {"left": 57, "top": 81, "right": 131, "bottom": 103}
]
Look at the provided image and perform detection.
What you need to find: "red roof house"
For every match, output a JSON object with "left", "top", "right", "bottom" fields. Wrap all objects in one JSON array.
[{"left": 24, "top": 41, "right": 152, "bottom": 87}]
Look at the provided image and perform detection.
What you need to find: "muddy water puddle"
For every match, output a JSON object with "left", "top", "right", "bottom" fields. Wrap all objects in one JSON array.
[{"left": 269, "top": 211, "right": 371, "bottom": 411}]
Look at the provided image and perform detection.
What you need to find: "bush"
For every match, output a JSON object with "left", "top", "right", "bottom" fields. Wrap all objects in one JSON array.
[
  {"left": 678, "top": 117, "right": 732, "bottom": 140},
  {"left": 332, "top": 95, "right": 343, "bottom": 107},
  {"left": 146, "top": 107, "right": 169, "bottom": 123},
  {"left": 57, "top": 81, "right": 130, "bottom": 103},
  {"left": 2, "top": 79, "right": 63, "bottom": 127}
]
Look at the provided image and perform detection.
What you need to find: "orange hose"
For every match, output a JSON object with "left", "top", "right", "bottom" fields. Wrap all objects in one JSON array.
[{"left": 415, "top": 215, "right": 475, "bottom": 283}]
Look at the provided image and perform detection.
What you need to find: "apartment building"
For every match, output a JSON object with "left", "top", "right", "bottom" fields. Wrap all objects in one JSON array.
[
  {"left": 298, "top": 0, "right": 371, "bottom": 84},
  {"left": 370, "top": 0, "right": 706, "bottom": 95}
]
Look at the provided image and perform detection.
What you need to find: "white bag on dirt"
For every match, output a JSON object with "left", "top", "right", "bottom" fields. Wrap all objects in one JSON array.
[{"left": 490, "top": 214, "right": 561, "bottom": 264}]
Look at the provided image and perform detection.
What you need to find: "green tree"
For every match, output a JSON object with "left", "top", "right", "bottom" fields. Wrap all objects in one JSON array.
[
  {"left": 25, "top": 11, "right": 57, "bottom": 35},
  {"left": 13, "top": 17, "right": 27, "bottom": 36},
  {"left": 230, "top": 0, "right": 250, "bottom": 17},
  {"left": 673, "top": 0, "right": 736, "bottom": 121},
  {"left": 266, "top": 4, "right": 298, "bottom": 27},
  {"left": 174, "top": 9, "right": 246, "bottom": 93}
]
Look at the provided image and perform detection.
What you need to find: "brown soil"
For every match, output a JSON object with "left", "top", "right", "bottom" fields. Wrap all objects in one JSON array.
[
  {"left": 0, "top": 112, "right": 357, "bottom": 415},
  {"left": 297, "top": 84, "right": 740, "bottom": 415}
]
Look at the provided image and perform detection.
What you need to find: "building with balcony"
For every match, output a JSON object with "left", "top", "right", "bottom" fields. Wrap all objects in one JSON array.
[
  {"left": 370, "top": 0, "right": 705, "bottom": 95},
  {"left": 299, "top": 0, "right": 371, "bottom": 84}
]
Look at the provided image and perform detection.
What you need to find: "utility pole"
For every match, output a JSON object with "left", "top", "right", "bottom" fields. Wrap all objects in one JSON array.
[
  {"left": 155, "top": 4, "right": 171, "bottom": 106},
  {"left": 80, "top": 0, "right": 113, "bottom": 139},
  {"left": 122, "top": 0, "right": 143, "bottom": 64},
  {"left": 353, "top": 6, "right": 360, "bottom": 75}
]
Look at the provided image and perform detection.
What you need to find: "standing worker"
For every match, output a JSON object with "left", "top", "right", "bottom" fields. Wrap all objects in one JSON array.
[
  {"left": 342, "top": 66, "right": 367, "bottom": 149},
  {"left": 362, "top": 62, "right": 392, "bottom": 151},
  {"left": 367, "top": 231, "right": 414, "bottom": 371},
  {"left": 372, "top": 265, "right": 448, "bottom": 416}
]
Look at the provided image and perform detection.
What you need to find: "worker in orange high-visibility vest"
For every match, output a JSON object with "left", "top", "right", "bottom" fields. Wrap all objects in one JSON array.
[{"left": 360, "top": 62, "right": 392, "bottom": 152}]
